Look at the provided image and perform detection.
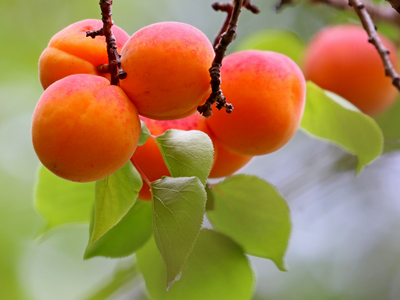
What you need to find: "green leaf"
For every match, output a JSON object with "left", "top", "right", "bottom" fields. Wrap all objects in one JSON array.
[
  {"left": 301, "top": 82, "right": 383, "bottom": 173},
  {"left": 374, "top": 97, "right": 400, "bottom": 152},
  {"left": 138, "top": 120, "right": 151, "bottom": 146},
  {"left": 207, "top": 175, "right": 291, "bottom": 271},
  {"left": 234, "top": 28, "right": 305, "bottom": 66},
  {"left": 84, "top": 200, "right": 152, "bottom": 259},
  {"left": 151, "top": 176, "right": 206, "bottom": 287},
  {"left": 205, "top": 184, "right": 215, "bottom": 211},
  {"left": 34, "top": 165, "right": 94, "bottom": 234},
  {"left": 137, "top": 229, "right": 254, "bottom": 300},
  {"left": 155, "top": 129, "right": 213, "bottom": 186},
  {"left": 91, "top": 161, "right": 142, "bottom": 243}
]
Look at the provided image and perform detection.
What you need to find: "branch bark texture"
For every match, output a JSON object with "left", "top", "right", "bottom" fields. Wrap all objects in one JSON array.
[
  {"left": 86, "top": 0, "right": 126, "bottom": 85},
  {"left": 276, "top": 0, "right": 400, "bottom": 27},
  {"left": 198, "top": 0, "right": 260, "bottom": 118},
  {"left": 348, "top": 0, "right": 400, "bottom": 89}
]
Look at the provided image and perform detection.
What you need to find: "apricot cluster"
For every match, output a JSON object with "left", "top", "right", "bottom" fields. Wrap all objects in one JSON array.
[
  {"left": 32, "top": 18, "right": 306, "bottom": 191},
  {"left": 133, "top": 50, "right": 306, "bottom": 200},
  {"left": 32, "top": 20, "right": 215, "bottom": 182}
]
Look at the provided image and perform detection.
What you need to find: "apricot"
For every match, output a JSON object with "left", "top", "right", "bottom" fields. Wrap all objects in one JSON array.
[
  {"left": 39, "top": 19, "right": 130, "bottom": 90},
  {"left": 120, "top": 22, "right": 214, "bottom": 120},
  {"left": 208, "top": 137, "right": 252, "bottom": 179},
  {"left": 205, "top": 50, "right": 306, "bottom": 156},
  {"left": 303, "top": 24, "right": 398, "bottom": 116},
  {"left": 32, "top": 74, "right": 141, "bottom": 182}
]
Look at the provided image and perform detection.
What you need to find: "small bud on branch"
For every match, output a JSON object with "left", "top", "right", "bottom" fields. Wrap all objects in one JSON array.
[{"left": 86, "top": 0, "right": 126, "bottom": 85}]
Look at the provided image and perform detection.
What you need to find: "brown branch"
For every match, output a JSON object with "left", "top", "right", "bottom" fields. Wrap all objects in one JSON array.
[
  {"left": 211, "top": 1, "right": 260, "bottom": 48},
  {"left": 276, "top": 0, "right": 400, "bottom": 27},
  {"left": 198, "top": 0, "right": 260, "bottom": 118},
  {"left": 86, "top": 0, "right": 126, "bottom": 85},
  {"left": 348, "top": 0, "right": 400, "bottom": 89},
  {"left": 386, "top": 0, "right": 400, "bottom": 14}
]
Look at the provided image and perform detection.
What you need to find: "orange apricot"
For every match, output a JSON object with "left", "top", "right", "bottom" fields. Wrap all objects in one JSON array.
[
  {"left": 39, "top": 19, "right": 130, "bottom": 90},
  {"left": 303, "top": 24, "right": 398, "bottom": 116},
  {"left": 205, "top": 50, "right": 306, "bottom": 156},
  {"left": 32, "top": 74, "right": 141, "bottom": 182},
  {"left": 120, "top": 22, "right": 214, "bottom": 120}
]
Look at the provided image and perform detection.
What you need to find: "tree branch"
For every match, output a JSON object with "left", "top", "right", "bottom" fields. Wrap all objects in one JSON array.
[
  {"left": 386, "top": 0, "right": 400, "bottom": 14},
  {"left": 276, "top": 0, "right": 400, "bottom": 27},
  {"left": 86, "top": 0, "right": 126, "bottom": 85},
  {"left": 276, "top": 0, "right": 400, "bottom": 91},
  {"left": 198, "top": 0, "right": 260, "bottom": 118},
  {"left": 348, "top": 0, "right": 400, "bottom": 89}
]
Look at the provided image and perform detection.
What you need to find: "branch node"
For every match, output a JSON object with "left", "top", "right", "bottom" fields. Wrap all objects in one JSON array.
[
  {"left": 88, "top": 0, "right": 126, "bottom": 85},
  {"left": 200, "top": 0, "right": 258, "bottom": 117}
]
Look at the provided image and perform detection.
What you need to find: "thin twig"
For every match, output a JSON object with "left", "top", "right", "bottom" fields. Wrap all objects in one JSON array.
[
  {"left": 198, "top": 0, "right": 260, "bottom": 118},
  {"left": 130, "top": 158, "right": 152, "bottom": 187},
  {"left": 276, "top": 0, "right": 400, "bottom": 27},
  {"left": 348, "top": 0, "right": 400, "bottom": 89},
  {"left": 86, "top": 0, "right": 126, "bottom": 85}
]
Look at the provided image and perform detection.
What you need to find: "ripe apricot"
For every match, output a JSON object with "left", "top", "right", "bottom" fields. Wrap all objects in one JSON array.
[
  {"left": 303, "top": 24, "right": 398, "bottom": 116},
  {"left": 32, "top": 74, "right": 141, "bottom": 182},
  {"left": 39, "top": 19, "right": 130, "bottom": 90},
  {"left": 205, "top": 50, "right": 306, "bottom": 156},
  {"left": 120, "top": 22, "right": 214, "bottom": 120}
]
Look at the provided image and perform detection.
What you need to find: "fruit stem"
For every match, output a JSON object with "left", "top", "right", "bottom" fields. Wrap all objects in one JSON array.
[
  {"left": 131, "top": 158, "right": 152, "bottom": 188},
  {"left": 211, "top": 0, "right": 260, "bottom": 48},
  {"left": 86, "top": 0, "right": 126, "bottom": 85},
  {"left": 197, "top": 0, "right": 259, "bottom": 118},
  {"left": 348, "top": 0, "right": 400, "bottom": 89}
]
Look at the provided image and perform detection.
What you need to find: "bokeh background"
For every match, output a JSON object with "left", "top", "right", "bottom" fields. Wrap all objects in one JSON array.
[{"left": 1, "top": 0, "right": 400, "bottom": 299}]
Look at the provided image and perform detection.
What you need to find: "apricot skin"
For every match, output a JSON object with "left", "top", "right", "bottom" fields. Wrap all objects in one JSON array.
[
  {"left": 208, "top": 137, "right": 252, "bottom": 179},
  {"left": 32, "top": 74, "right": 141, "bottom": 182},
  {"left": 39, "top": 19, "right": 129, "bottom": 90},
  {"left": 303, "top": 25, "right": 398, "bottom": 116},
  {"left": 206, "top": 50, "right": 306, "bottom": 156},
  {"left": 120, "top": 22, "right": 214, "bottom": 120}
]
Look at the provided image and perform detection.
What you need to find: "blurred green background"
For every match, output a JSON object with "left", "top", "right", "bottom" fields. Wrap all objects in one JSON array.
[{"left": 2, "top": 0, "right": 400, "bottom": 299}]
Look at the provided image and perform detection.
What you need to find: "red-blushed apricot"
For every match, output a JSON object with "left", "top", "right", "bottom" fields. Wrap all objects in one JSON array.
[
  {"left": 39, "top": 19, "right": 129, "bottom": 90},
  {"left": 206, "top": 50, "right": 306, "bottom": 156},
  {"left": 131, "top": 114, "right": 212, "bottom": 200},
  {"left": 32, "top": 74, "right": 141, "bottom": 182},
  {"left": 303, "top": 24, "right": 398, "bottom": 116},
  {"left": 120, "top": 22, "right": 214, "bottom": 120}
]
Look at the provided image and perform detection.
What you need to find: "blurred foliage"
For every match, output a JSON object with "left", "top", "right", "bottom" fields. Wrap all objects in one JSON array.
[{"left": 301, "top": 82, "right": 383, "bottom": 173}]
